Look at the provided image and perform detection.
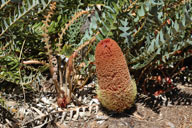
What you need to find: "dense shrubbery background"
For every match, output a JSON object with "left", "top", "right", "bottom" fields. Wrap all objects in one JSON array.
[{"left": 0, "top": 0, "right": 191, "bottom": 101}]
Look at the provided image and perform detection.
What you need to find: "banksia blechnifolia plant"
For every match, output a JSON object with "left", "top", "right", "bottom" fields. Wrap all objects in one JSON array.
[
  {"left": 56, "top": 10, "right": 89, "bottom": 103},
  {"left": 42, "top": 2, "right": 68, "bottom": 108},
  {"left": 95, "top": 38, "right": 137, "bottom": 112},
  {"left": 57, "top": 10, "right": 89, "bottom": 53}
]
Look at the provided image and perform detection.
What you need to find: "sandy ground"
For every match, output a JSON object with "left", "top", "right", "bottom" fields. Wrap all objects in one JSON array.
[
  {"left": 67, "top": 84, "right": 192, "bottom": 128},
  {"left": 0, "top": 78, "right": 192, "bottom": 128}
]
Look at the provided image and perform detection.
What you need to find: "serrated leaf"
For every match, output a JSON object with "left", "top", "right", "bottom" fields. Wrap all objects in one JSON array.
[
  {"left": 96, "top": 34, "right": 103, "bottom": 41},
  {"left": 101, "top": 22, "right": 110, "bottom": 31},
  {"left": 18, "top": 6, "right": 21, "bottom": 16},
  {"left": 108, "top": 31, "right": 113, "bottom": 36},
  {"left": 9, "top": 17, "right": 12, "bottom": 24},
  {"left": 120, "top": 19, "right": 128, "bottom": 26},
  {"left": 27, "top": 0, "right": 31, "bottom": 7},
  {"left": 3, "top": 20, "right": 8, "bottom": 28},
  {"left": 120, "top": 32, "right": 129, "bottom": 38},
  {"left": 102, "top": 12, "right": 106, "bottom": 20},
  {"left": 57, "top": 15, "right": 61, "bottom": 22},
  {"left": 23, "top": 6, "right": 26, "bottom": 13},
  {"left": 1, "top": 27, "right": 4, "bottom": 33},
  {"left": 174, "top": 20, "right": 179, "bottom": 32},
  {"left": 119, "top": 27, "right": 129, "bottom": 32},
  {"left": 178, "top": 21, "right": 185, "bottom": 30},
  {"left": 90, "top": 17, "right": 97, "bottom": 30},
  {"left": 32, "top": 0, "right": 36, "bottom": 5},
  {"left": 159, "top": 30, "right": 165, "bottom": 43},
  {"left": 99, "top": 27, "right": 108, "bottom": 36},
  {"left": 95, "top": 11, "right": 101, "bottom": 23},
  {"left": 156, "top": 48, "right": 161, "bottom": 55},
  {"left": 134, "top": 16, "right": 139, "bottom": 22},
  {"left": 188, "top": 40, "right": 192, "bottom": 45},
  {"left": 182, "top": 15, "right": 186, "bottom": 26},
  {"left": 112, "top": 2, "right": 120, "bottom": 14},
  {"left": 138, "top": 5, "right": 145, "bottom": 17},
  {"left": 157, "top": 12, "right": 163, "bottom": 22},
  {"left": 148, "top": 39, "right": 155, "bottom": 52},
  {"left": 41, "top": 0, "right": 46, "bottom": 6},
  {"left": 154, "top": 33, "right": 160, "bottom": 48},
  {"left": 10, "top": 63, "right": 19, "bottom": 70},
  {"left": 106, "top": 11, "right": 113, "bottom": 20},
  {"left": 104, "top": 6, "right": 115, "bottom": 13},
  {"left": 110, "top": 24, "right": 117, "bottom": 30},
  {"left": 145, "top": 2, "right": 150, "bottom": 12}
]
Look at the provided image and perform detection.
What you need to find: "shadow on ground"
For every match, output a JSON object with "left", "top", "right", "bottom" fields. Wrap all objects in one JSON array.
[
  {"left": 136, "top": 87, "right": 192, "bottom": 113},
  {"left": 99, "top": 85, "right": 192, "bottom": 118},
  {"left": 99, "top": 104, "right": 137, "bottom": 118}
]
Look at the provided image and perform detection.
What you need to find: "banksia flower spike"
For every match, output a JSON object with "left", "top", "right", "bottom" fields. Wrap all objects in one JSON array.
[{"left": 95, "top": 38, "right": 137, "bottom": 112}]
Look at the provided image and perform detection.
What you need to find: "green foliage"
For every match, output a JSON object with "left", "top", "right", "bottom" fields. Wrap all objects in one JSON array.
[
  {"left": 94, "top": 0, "right": 192, "bottom": 71},
  {"left": 0, "top": 0, "right": 99, "bottom": 88},
  {"left": 0, "top": 0, "right": 191, "bottom": 90},
  {"left": 0, "top": 0, "right": 52, "bottom": 37}
]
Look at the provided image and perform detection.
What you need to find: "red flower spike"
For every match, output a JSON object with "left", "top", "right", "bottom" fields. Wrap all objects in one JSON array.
[{"left": 95, "top": 38, "right": 137, "bottom": 112}]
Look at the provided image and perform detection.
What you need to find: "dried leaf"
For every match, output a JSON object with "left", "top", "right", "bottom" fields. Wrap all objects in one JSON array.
[
  {"left": 31, "top": 107, "right": 45, "bottom": 117},
  {"left": 73, "top": 108, "right": 80, "bottom": 120}
]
